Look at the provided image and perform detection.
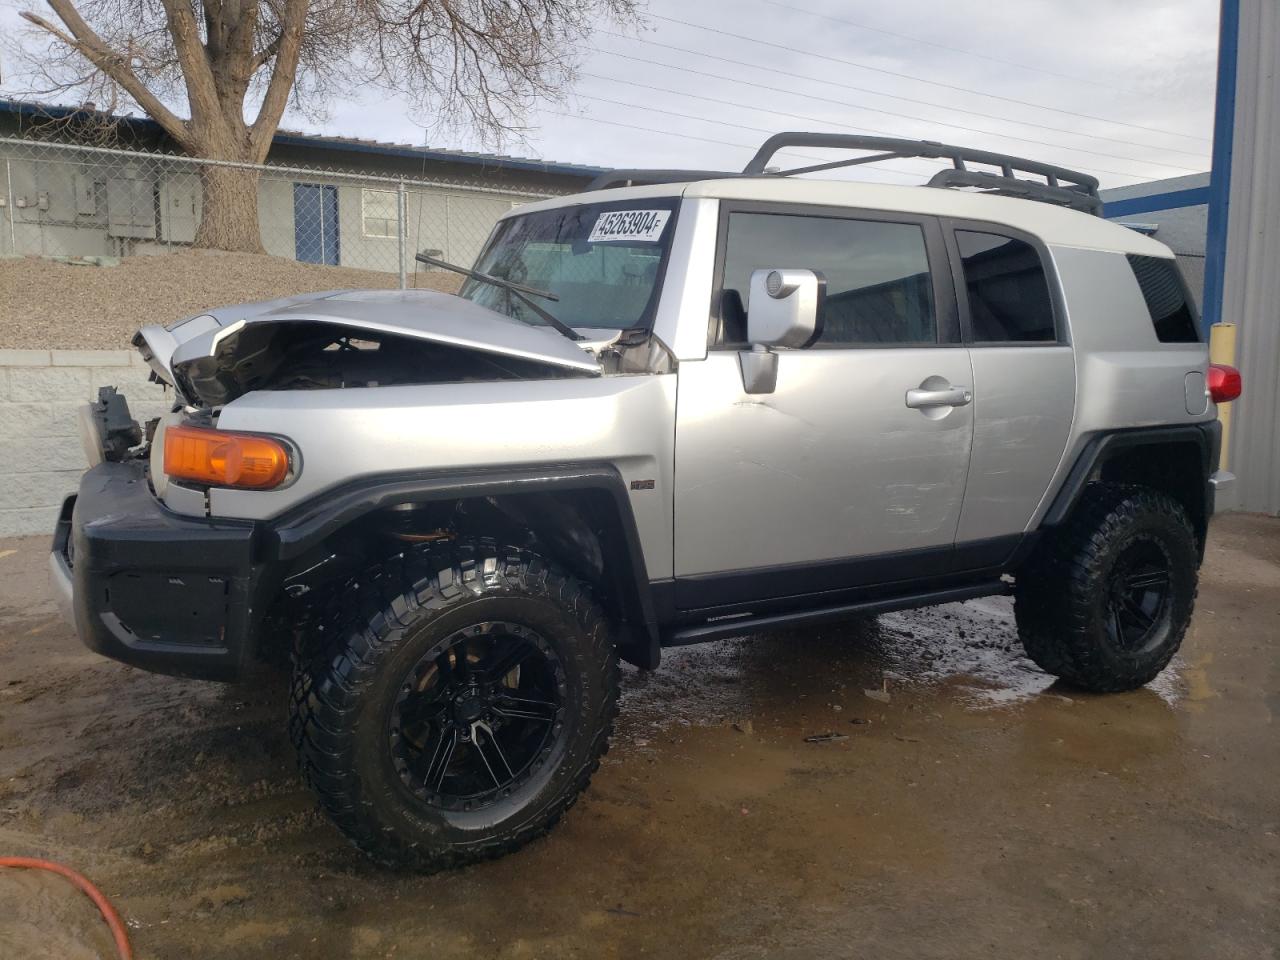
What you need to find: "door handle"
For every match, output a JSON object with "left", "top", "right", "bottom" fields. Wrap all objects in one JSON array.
[{"left": 905, "top": 385, "right": 972, "bottom": 409}]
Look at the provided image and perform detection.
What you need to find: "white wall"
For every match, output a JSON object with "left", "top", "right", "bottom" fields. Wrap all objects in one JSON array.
[{"left": 0, "top": 349, "right": 170, "bottom": 536}]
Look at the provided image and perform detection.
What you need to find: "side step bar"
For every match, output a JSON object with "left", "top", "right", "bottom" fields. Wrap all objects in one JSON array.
[{"left": 661, "top": 580, "right": 1008, "bottom": 647}]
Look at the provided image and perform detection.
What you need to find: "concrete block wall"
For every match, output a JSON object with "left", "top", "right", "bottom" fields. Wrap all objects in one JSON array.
[{"left": 0, "top": 349, "right": 171, "bottom": 536}]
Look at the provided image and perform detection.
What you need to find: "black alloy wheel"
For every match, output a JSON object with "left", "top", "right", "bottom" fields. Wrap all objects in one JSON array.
[
  {"left": 1014, "top": 483, "right": 1198, "bottom": 693},
  {"left": 1103, "top": 541, "right": 1173, "bottom": 655},
  {"left": 289, "top": 541, "right": 618, "bottom": 871},
  {"left": 390, "top": 622, "right": 567, "bottom": 811}
]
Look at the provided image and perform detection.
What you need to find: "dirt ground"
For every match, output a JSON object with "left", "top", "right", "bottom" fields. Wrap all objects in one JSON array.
[
  {"left": 0, "top": 252, "right": 461, "bottom": 350},
  {"left": 1, "top": 515, "right": 1277, "bottom": 960}
]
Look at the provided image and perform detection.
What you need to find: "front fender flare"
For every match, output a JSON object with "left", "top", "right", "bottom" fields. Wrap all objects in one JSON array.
[{"left": 263, "top": 463, "right": 661, "bottom": 668}]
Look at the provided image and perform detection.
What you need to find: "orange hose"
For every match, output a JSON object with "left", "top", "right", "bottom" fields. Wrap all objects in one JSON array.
[{"left": 0, "top": 856, "right": 134, "bottom": 960}]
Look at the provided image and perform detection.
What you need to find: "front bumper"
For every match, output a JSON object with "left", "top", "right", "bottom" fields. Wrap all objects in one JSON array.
[{"left": 51, "top": 461, "right": 265, "bottom": 681}]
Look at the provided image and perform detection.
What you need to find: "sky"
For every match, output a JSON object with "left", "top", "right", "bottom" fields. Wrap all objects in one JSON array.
[{"left": 0, "top": 0, "right": 1219, "bottom": 189}]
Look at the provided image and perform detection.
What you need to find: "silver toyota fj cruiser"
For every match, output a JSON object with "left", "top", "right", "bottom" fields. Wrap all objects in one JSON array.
[{"left": 50, "top": 134, "right": 1241, "bottom": 870}]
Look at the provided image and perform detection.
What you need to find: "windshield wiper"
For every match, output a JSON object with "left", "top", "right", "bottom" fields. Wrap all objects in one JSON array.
[{"left": 414, "top": 252, "right": 584, "bottom": 342}]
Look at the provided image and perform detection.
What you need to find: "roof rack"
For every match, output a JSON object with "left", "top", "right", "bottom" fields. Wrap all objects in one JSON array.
[{"left": 586, "top": 132, "right": 1103, "bottom": 215}]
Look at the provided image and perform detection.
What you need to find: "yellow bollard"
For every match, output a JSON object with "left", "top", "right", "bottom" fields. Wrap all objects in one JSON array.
[{"left": 1209, "top": 322, "right": 1238, "bottom": 471}]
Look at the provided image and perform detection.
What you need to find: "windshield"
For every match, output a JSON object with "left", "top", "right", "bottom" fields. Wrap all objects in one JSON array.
[{"left": 460, "top": 197, "right": 680, "bottom": 331}]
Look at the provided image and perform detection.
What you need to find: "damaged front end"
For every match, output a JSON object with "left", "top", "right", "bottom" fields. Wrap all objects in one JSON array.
[
  {"left": 120, "top": 287, "right": 678, "bottom": 512},
  {"left": 77, "top": 386, "right": 144, "bottom": 466},
  {"left": 133, "top": 288, "right": 676, "bottom": 409},
  {"left": 58, "top": 284, "right": 676, "bottom": 681}
]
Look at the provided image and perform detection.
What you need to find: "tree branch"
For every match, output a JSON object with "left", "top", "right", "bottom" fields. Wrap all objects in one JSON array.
[
  {"left": 204, "top": 0, "right": 225, "bottom": 58},
  {"left": 250, "top": 31, "right": 284, "bottom": 72},
  {"left": 225, "top": 0, "right": 262, "bottom": 72},
  {"left": 248, "top": 0, "right": 307, "bottom": 160},
  {"left": 22, "top": 4, "right": 193, "bottom": 149},
  {"left": 155, "top": 0, "right": 223, "bottom": 128}
]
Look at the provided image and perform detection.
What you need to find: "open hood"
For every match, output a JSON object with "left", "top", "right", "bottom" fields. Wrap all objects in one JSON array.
[
  {"left": 133, "top": 290, "right": 351, "bottom": 387},
  {"left": 136, "top": 289, "right": 603, "bottom": 406}
]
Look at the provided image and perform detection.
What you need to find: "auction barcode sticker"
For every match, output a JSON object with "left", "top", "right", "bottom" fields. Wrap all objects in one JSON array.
[{"left": 588, "top": 209, "right": 671, "bottom": 243}]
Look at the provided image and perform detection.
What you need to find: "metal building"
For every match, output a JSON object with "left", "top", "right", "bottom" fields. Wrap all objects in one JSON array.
[
  {"left": 0, "top": 99, "right": 602, "bottom": 276},
  {"left": 1101, "top": 174, "right": 1209, "bottom": 307},
  {"left": 1214, "top": 0, "right": 1280, "bottom": 515},
  {"left": 1105, "top": 2, "right": 1279, "bottom": 516}
]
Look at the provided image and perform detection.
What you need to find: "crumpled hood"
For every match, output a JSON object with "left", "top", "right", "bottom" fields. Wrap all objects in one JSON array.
[{"left": 134, "top": 289, "right": 602, "bottom": 395}]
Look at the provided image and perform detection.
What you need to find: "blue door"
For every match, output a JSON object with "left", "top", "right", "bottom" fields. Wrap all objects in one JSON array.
[{"left": 293, "top": 183, "right": 339, "bottom": 265}]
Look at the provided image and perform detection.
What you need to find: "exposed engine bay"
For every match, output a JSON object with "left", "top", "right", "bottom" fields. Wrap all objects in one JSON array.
[
  {"left": 172, "top": 322, "right": 574, "bottom": 406},
  {"left": 168, "top": 320, "right": 672, "bottom": 408}
]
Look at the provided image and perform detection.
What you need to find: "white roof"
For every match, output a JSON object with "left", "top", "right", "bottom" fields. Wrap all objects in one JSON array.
[{"left": 511, "top": 177, "right": 1171, "bottom": 257}]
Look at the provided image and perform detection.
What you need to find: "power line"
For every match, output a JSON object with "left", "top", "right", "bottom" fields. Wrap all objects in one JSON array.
[
  {"left": 762, "top": 0, "right": 1157, "bottom": 98},
  {"left": 542, "top": 101, "right": 1144, "bottom": 186},
  {"left": 648, "top": 14, "right": 1210, "bottom": 143},
  {"left": 592, "top": 50, "right": 1207, "bottom": 163},
  {"left": 545, "top": 103, "right": 1145, "bottom": 187},
  {"left": 541, "top": 108, "right": 923, "bottom": 182},
  {"left": 596, "top": 31, "right": 1210, "bottom": 157},
  {"left": 571, "top": 92, "right": 946, "bottom": 179},
  {"left": 582, "top": 64, "right": 1206, "bottom": 174},
  {"left": 577, "top": 79, "right": 1167, "bottom": 180}
]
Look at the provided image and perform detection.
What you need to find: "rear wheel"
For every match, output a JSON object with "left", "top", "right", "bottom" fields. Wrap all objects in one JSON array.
[
  {"left": 289, "top": 541, "right": 618, "bottom": 871},
  {"left": 1015, "top": 483, "right": 1198, "bottom": 692}
]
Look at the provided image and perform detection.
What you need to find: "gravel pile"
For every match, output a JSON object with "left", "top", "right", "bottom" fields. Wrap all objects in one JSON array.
[{"left": 0, "top": 251, "right": 461, "bottom": 350}]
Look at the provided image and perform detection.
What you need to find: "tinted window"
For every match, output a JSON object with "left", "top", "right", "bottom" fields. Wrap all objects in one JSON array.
[
  {"left": 956, "top": 230, "right": 1056, "bottom": 342},
  {"left": 720, "top": 213, "right": 936, "bottom": 345},
  {"left": 1127, "top": 254, "right": 1201, "bottom": 343}
]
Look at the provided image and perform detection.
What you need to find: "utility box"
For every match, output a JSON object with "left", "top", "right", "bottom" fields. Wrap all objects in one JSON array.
[
  {"left": 106, "top": 171, "right": 156, "bottom": 239},
  {"left": 159, "top": 176, "right": 200, "bottom": 243},
  {"left": 73, "top": 172, "right": 98, "bottom": 216}
]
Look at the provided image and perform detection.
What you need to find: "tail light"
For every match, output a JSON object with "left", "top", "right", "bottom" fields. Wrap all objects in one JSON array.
[
  {"left": 1207, "top": 363, "right": 1242, "bottom": 404},
  {"left": 164, "top": 425, "right": 291, "bottom": 489}
]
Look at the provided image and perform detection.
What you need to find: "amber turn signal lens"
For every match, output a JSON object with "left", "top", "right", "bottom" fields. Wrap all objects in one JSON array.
[{"left": 164, "top": 425, "right": 291, "bottom": 489}]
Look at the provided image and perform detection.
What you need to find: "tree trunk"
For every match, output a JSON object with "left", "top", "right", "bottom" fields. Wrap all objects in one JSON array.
[{"left": 194, "top": 163, "right": 265, "bottom": 253}]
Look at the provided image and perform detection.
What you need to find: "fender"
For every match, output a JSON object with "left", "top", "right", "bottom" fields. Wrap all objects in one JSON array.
[
  {"left": 1041, "top": 422, "right": 1220, "bottom": 551},
  {"left": 263, "top": 462, "right": 662, "bottom": 669}
]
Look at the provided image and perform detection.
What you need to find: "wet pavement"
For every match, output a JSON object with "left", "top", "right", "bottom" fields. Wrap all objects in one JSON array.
[{"left": 1, "top": 515, "right": 1277, "bottom": 959}]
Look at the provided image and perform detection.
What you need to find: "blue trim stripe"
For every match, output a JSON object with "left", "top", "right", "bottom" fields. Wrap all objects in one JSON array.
[
  {"left": 1202, "top": 0, "right": 1239, "bottom": 333},
  {"left": 1103, "top": 187, "right": 1211, "bottom": 219}
]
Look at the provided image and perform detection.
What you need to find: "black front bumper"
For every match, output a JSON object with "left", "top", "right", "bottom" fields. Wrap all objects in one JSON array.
[{"left": 52, "top": 461, "right": 265, "bottom": 681}]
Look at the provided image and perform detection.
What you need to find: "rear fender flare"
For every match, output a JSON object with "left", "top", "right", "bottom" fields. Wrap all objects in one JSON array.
[{"left": 1040, "top": 423, "right": 1219, "bottom": 554}]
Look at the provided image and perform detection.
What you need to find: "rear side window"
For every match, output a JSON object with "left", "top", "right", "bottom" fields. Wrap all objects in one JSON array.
[
  {"left": 720, "top": 212, "right": 936, "bottom": 345},
  {"left": 955, "top": 230, "right": 1057, "bottom": 343},
  {"left": 1127, "top": 254, "right": 1201, "bottom": 343}
]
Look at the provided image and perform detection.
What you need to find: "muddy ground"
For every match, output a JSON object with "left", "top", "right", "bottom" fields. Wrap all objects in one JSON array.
[{"left": 1, "top": 516, "right": 1277, "bottom": 959}]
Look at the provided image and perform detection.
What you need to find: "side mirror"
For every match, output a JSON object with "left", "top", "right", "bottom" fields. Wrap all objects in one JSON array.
[
  {"left": 747, "top": 268, "right": 825, "bottom": 347},
  {"left": 738, "top": 268, "right": 824, "bottom": 394}
]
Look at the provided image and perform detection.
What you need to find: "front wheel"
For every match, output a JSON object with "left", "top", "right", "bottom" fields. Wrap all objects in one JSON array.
[
  {"left": 289, "top": 541, "right": 618, "bottom": 871},
  {"left": 1015, "top": 483, "right": 1198, "bottom": 692}
]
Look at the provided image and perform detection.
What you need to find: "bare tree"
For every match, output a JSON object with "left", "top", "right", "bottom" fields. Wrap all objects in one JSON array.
[{"left": 11, "top": 1, "right": 639, "bottom": 252}]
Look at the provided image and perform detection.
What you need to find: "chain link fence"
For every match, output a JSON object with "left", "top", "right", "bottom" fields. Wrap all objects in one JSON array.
[{"left": 0, "top": 136, "right": 566, "bottom": 286}]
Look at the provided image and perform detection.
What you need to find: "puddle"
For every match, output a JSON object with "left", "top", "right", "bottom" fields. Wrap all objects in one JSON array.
[
  {"left": 881, "top": 596, "right": 1185, "bottom": 707},
  {"left": 619, "top": 596, "right": 1186, "bottom": 742}
]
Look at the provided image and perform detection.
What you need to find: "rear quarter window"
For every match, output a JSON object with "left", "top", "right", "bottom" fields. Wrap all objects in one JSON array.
[
  {"left": 1126, "top": 254, "right": 1201, "bottom": 343},
  {"left": 955, "top": 230, "right": 1057, "bottom": 343}
]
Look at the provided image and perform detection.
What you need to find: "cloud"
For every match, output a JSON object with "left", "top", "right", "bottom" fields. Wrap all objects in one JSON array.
[{"left": 0, "top": 0, "right": 1216, "bottom": 187}]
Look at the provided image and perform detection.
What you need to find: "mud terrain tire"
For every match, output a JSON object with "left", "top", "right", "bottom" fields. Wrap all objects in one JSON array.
[
  {"left": 289, "top": 540, "right": 618, "bottom": 871},
  {"left": 1015, "top": 483, "right": 1198, "bottom": 693}
]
